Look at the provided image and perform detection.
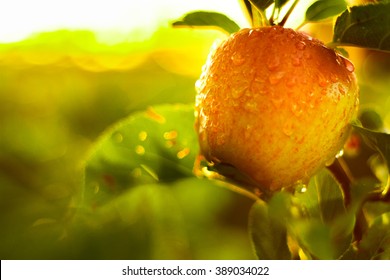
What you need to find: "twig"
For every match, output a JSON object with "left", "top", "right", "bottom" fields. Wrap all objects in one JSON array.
[{"left": 279, "top": 0, "right": 301, "bottom": 27}]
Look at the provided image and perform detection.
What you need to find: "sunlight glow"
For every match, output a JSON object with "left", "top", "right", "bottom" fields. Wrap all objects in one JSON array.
[{"left": 0, "top": 0, "right": 248, "bottom": 43}]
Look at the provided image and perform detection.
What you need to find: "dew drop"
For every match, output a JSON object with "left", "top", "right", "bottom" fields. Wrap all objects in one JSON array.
[
  {"left": 298, "top": 185, "right": 307, "bottom": 193},
  {"left": 231, "top": 88, "right": 246, "bottom": 99},
  {"left": 244, "top": 101, "right": 257, "bottom": 112},
  {"left": 292, "top": 56, "right": 301, "bottom": 66},
  {"left": 330, "top": 74, "right": 338, "bottom": 83},
  {"left": 244, "top": 124, "right": 253, "bottom": 139},
  {"left": 355, "top": 98, "right": 360, "bottom": 107},
  {"left": 325, "top": 157, "right": 335, "bottom": 166},
  {"left": 322, "top": 108, "right": 330, "bottom": 119},
  {"left": 338, "top": 84, "right": 346, "bottom": 95},
  {"left": 287, "top": 31, "right": 295, "bottom": 39},
  {"left": 267, "top": 56, "right": 280, "bottom": 71},
  {"left": 195, "top": 79, "right": 202, "bottom": 92},
  {"left": 138, "top": 131, "right": 147, "bottom": 141},
  {"left": 304, "top": 52, "right": 312, "bottom": 60},
  {"left": 299, "top": 185, "right": 307, "bottom": 193},
  {"left": 216, "top": 135, "right": 226, "bottom": 145},
  {"left": 295, "top": 41, "right": 306, "bottom": 50},
  {"left": 113, "top": 132, "right": 123, "bottom": 143},
  {"left": 271, "top": 97, "right": 284, "bottom": 108},
  {"left": 318, "top": 77, "right": 328, "bottom": 87},
  {"left": 340, "top": 56, "right": 355, "bottom": 72},
  {"left": 165, "top": 140, "right": 174, "bottom": 148},
  {"left": 294, "top": 180, "right": 307, "bottom": 193},
  {"left": 335, "top": 149, "right": 344, "bottom": 158},
  {"left": 287, "top": 77, "right": 297, "bottom": 87},
  {"left": 269, "top": 71, "right": 284, "bottom": 85},
  {"left": 177, "top": 148, "right": 190, "bottom": 159},
  {"left": 291, "top": 102, "right": 303, "bottom": 117},
  {"left": 135, "top": 145, "right": 145, "bottom": 155},
  {"left": 283, "top": 121, "right": 294, "bottom": 136},
  {"left": 164, "top": 130, "right": 178, "bottom": 140},
  {"left": 231, "top": 52, "right": 245, "bottom": 66},
  {"left": 309, "top": 99, "right": 315, "bottom": 109}
]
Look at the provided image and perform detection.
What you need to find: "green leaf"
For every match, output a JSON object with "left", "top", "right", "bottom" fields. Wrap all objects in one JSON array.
[
  {"left": 249, "top": 194, "right": 291, "bottom": 260},
  {"left": 333, "top": 3, "right": 390, "bottom": 51},
  {"left": 292, "top": 169, "right": 354, "bottom": 259},
  {"left": 83, "top": 104, "right": 198, "bottom": 209},
  {"left": 352, "top": 124, "right": 390, "bottom": 170},
  {"left": 295, "top": 169, "right": 346, "bottom": 223},
  {"left": 293, "top": 220, "right": 335, "bottom": 259},
  {"left": 306, "top": 0, "right": 347, "bottom": 22},
  {"left": 172, "top": 11, "right": 240, "bottom": 34},
  {"left": 291, "top": 212, "right": 355, "bottom": 259},
  {"left": 358, "top": 109, "right": 384, "bottom": 131},
  {"left": 359, "top": 212, "right": 390, "bottom": 259},
  {"left": 248, "top": 0, "right": 274, "bottom": 11}
]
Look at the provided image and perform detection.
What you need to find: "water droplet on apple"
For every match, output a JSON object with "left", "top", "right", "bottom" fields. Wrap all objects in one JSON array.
[
  {"left": 287, "top": 77, "right": 297, "bottom": 87},
  {"left": 338, "top": 84, "right": 346, "bottom": 95},
  {"left": 232, "top": 87, "right": 246, "bottom": 99},
  {"left": 304, "top": 52, "right": 312, "bottom": 60},
  {"left": 195, "top": 79, "right": 203, "bottom": 92},
  {"left": 283, "top": 121, "right": 294, "bottom": 136},
  {"left": 318, "top": 77, "right": 328, "bottom": 87},
  {"left": 291, "top": 102, "right": 303, "bottom": 117},
  {"left": 244, "top": 124, "right": 253, "bottom": 139},
  {"left": 287, "top": 30, "right": 295, "bottom": 39},
  {"left": 269, "top": 71, "right": 284, "bottom": 85},
  {"left": 267, "top": 56, "right": 280, "bottom": 71},
  {"left": 335, "top": 149, "right": 344, "bottom": 158},
  {"left": 271, "top": 97, "right": 284, "bottom": 108},
  {"left": 325, "top": 157, "right": 335, "bottom": 166},
  {"left": 292, "top": 56, "right": 301, "bottom": 66},
  {"left": 295, "top": 41, "right": 306, "bottom": 51},
  {"left": 216, "top": 134, "right": 226, "bottom": 145},
  {"left": 244, "top": 101, "right": 257, "bottom": 112},
  {"left": 231, "top": 52, "right": 245, "bottom": 66},
  {"left": 340, "top": 56, "right": 355, "bottom": 72}
]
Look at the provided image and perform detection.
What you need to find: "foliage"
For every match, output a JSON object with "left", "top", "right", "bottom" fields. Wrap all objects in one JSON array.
[{"left": 1, "top": 0, "right": 390, "bottom": 260}]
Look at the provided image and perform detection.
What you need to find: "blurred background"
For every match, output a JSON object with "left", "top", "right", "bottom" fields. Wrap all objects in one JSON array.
[
  {"left": 1, "top": 0, "right": 390, "bottom": 259},
  {"left": 0, "top": 0, "right": 254, "bottom": 259}
]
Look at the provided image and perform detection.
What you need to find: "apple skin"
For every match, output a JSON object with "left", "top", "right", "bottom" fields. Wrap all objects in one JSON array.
[{"left": 195, "top": 26, "right": 359, "bottom": 191}]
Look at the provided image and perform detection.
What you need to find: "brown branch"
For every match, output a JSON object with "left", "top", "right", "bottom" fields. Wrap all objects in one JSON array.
[{"left": 327, "top": 158, "right": 353, "bottom": 207}]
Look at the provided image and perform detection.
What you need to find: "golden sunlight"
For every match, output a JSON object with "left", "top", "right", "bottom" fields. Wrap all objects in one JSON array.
[{"left": 0, "top": 0, "right": 249, "bottom": 43}]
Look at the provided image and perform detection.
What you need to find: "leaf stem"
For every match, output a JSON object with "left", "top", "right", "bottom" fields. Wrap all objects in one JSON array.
[
  {"left": 216, "top": 180, "right": 261, "bottom": 202},
  {"left": 249, "top": 1, "right": 270, "bottom": 26},
  {"left": 327, "top": 157, "right": 368, "bottom": 242}
]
